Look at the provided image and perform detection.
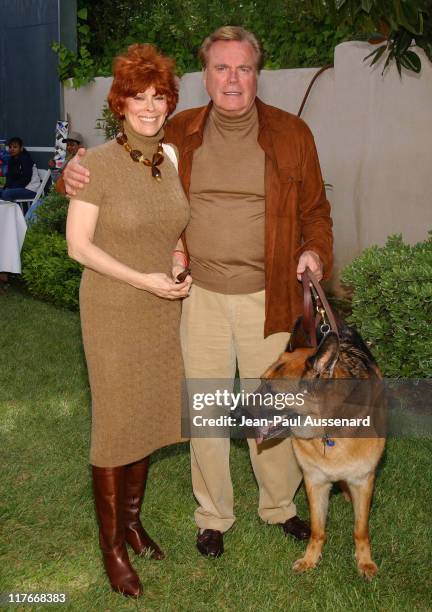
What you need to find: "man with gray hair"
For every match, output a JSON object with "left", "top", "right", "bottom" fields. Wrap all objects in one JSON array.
[{"left": 64, "top": 25, "right": 333, "bottom": 559}]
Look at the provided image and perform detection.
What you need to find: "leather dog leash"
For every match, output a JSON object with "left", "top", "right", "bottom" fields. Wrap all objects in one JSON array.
[{"left": 301, "top": 268, "right": 339, "bottom": 348}]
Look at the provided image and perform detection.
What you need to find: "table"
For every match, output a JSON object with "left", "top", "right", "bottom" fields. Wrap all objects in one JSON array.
[{"left": 0, "top": 200, "right": 27, "bottom": 273}]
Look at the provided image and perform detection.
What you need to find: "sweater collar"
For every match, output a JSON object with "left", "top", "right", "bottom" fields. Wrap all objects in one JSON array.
[
  {"left": 123, "top": 120, "right": 164, "bottom": 156},
  {"left": 210, "top": 103, "right": 258, "bottom": 133},
  {"left": 182, "top": 97, "right": 275, "bottom": 160}
]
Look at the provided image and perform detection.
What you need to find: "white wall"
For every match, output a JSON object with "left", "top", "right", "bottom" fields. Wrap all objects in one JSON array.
[
  {"left": 329, "top": 42, "right": 432, "bottom": 283},
  {"left": 63, "top": 77, "right": 112, "bottom": 148},
  {"left": 64, "top": 42, "right": 432, "bottom": 283}
]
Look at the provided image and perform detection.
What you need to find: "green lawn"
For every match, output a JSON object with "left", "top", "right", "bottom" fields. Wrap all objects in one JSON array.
[{"left": 1, "top": 286, "right": 431, "bottom": 611}]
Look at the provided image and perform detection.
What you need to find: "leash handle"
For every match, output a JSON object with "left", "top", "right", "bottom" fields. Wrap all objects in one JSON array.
[{"left": 301, "top": 268, "right": 339, "bottom": 347}]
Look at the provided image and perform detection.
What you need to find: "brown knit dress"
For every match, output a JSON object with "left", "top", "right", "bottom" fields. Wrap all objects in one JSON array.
[{"left": 77, "top": 123, "right": 189, "bottom": 467}]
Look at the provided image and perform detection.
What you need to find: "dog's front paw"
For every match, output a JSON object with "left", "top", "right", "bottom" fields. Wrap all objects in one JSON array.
[
  {"left": 292, "top": 556, "right": 317, "bottom": 573},
  {"left": 357, "top": 560, "right": 378, "bottom": 580}
]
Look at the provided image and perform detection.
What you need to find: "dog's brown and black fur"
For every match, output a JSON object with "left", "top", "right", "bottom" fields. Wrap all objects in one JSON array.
[{"left": 260, "top": 325, "right": 385, "bottom": 579}]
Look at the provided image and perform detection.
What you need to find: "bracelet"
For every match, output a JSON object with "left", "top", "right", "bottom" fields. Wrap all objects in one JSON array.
[{"left": 173, "top": 250, "right": 188, "bottom": 267}]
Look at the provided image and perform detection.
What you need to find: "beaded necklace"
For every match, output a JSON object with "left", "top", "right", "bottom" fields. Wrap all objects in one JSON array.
[{"left": 116, "top": 132, "right": 164, "bottom": 181}]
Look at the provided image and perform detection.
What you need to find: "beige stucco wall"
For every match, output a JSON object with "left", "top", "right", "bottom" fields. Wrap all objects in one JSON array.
[
  {"left": 329, "top": 42, "right": 432, "bottom": 283},
  {"left": 63, "top": 41, "right": 432, "bottom": 282}
]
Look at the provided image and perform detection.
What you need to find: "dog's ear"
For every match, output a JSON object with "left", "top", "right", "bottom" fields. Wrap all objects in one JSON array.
[
  {"left": 307, "top": 332, "right": 340, "bottom": 374},
  {"left": 286, "top": 317, "right": 311, "bottom": 352}
]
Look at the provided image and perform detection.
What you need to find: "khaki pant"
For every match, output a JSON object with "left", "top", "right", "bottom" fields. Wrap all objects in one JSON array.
[{"left": 181, "top": 285, "right": 303, "bottom": 533}]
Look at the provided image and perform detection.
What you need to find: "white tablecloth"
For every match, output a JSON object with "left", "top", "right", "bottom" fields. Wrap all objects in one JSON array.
[{"left": 0, "top": 200, "right": 27, "bottom": 273}]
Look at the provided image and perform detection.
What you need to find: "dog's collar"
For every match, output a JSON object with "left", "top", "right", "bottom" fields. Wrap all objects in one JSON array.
[{"left": 322, "top": 434, "right": 335, "bottom": 454}]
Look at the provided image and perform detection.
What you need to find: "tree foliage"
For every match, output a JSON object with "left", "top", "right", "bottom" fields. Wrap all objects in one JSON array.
[
  {"left": 329, "top": 0, "right": 432, "bottom": 75},
  {"left": 54, "top": 1, "right": 432, "bottom": 87}
]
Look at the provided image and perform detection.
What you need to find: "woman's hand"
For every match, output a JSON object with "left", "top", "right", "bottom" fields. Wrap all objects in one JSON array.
[
  {"left": 67, "top": 200, "right": 192, "bottom": 297},
  {"left": 138, "top": 272, "right": 191, "bottom": 299},
  {"left": 172, "top": 263, "right": 192, "bottom": 281}
]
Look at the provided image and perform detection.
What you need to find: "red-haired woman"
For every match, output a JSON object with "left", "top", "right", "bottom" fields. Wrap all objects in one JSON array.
[{"left": 66, "top": 44, "right": 191, "bottom": 598}]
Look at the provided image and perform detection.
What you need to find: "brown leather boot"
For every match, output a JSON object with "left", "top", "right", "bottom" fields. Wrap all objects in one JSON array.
[
  {"left": 124, "top": 457, "right": 165, "bottom": 560},
  {"left": 92, "top": 465, "right": 143, "bottom": 597}
]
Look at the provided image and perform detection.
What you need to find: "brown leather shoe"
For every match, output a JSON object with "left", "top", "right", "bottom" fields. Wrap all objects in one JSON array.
[
  {"left": 92, "top": 466, "right": 143, "bottom": 597},
  {"left": 196, "top": 529, "right": 224, "bottom": 558},
  {"left": 124, "top": 458, "right": 165, "bottom": 560},
  {"left": 281, "top": 516, "right": 311, "bottom": 541}
]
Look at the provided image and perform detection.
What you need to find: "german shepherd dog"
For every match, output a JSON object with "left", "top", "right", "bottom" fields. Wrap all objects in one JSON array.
[{"left": 258, "top": 324, "right": 385, "bottom": 579}]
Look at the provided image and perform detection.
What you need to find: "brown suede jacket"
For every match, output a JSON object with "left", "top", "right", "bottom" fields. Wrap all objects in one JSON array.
[{"left": 165, "top": 97, "right": 333, "bottom": 337}]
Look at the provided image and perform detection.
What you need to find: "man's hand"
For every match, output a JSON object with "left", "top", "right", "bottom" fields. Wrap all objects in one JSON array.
[
  {"left": 63, "top": 148, "right": 90, "bottom": 196},
  {"left": 296, "top": 250, "right": 323, "bottom": 281}
]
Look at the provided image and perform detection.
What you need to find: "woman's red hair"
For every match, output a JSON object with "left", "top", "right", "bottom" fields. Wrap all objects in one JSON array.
[{"left": 108, "top": 44, "right": 178, "bottom": 119}]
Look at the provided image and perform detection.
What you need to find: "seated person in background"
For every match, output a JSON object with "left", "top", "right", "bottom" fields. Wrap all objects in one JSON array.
[
  {"left": 26, "top": 133, "right": 83, "bottom": 223},
  {"left": 64, "top": 131, "right": 83, "bottom": 159},
  {"left": 54, "top": 132, "right": 84, "bottom": 195},
  {"left": 0, "top": 137, "right": 40, "bottom": 201}
]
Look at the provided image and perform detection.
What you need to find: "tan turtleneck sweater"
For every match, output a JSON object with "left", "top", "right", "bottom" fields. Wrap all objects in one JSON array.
[
  {"left": 187, "top": 104, "right": 265, "bottom": 294},
  {"left": 75, "top": 120, "right": 189, "bottom": 276}
]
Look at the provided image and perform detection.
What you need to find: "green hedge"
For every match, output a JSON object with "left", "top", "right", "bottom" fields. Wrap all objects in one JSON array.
[
  {"left": 341, "top": 233, "right": 432, "bottom": 378},
  {"left": 27, "top": 190, "right": 69, "bottom": 235},
  {"left": 21, "top": 191, "right": 82, "bottom": 310}
]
